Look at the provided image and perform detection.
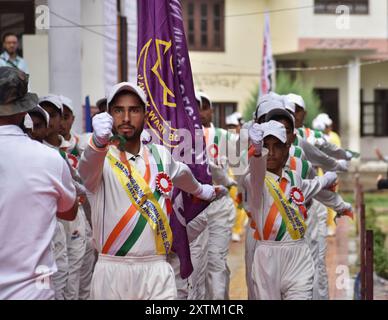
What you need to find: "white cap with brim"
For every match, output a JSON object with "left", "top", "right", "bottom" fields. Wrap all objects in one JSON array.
[
  {"left": 38, "top": 94, "right": 63, "bottom": 114},
  {"left": 197, "top": 91, "right": 212, "bottom": 109},
  {"left": 24, "top": 114, "right": 33, "bottom": 130},
  {"left": 281, "top": 95, "right": 296, "bottom": 113},
  {"left": 29, "top": 104, "right": 50, "bottom": 128},
  {"left": 312, "top": 117, "right": 326, "bottom": 131},
  {"left": 261, "top": 120, "right": 287, "bottom": 144},
  {"left": 316, "top": 113, "right": 332, "bottom": 126},
  {"left": 59, "top": 95, "right": 74, "bottom": 113},
  {"left": 286, "top": 93, "right": 305, "bottom": 110},
  {"left": 258, "top": 92, "right": 281, "bottom": 105},
  {"left": 255, "top": 99, "right": 284, "bottom": 120},
  {"left": 107, "top": 82, "right": 148, "bottom": 110},
  {"left": 225, "top": 113, "right": 240, "bottom": 126},
  {"left": 265, "top": 108, "right": 295, "bottom": 129}
]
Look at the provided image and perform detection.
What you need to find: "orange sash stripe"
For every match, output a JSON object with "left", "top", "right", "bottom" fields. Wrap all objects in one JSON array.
[
  {"left": 289, "top": 156, "right": 296, "bottom": 171},
  {"left": 101, "top": 149, "right": 151, "bottom": 254},
  {"left": 248, "top": 145, "right": 256, "bottom": 159},
  {"left": 263, "top": 178, "right": 288, "bottom": 240}
]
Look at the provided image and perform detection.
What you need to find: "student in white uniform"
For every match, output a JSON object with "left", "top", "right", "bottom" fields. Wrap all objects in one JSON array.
[
  {"left": 198, "top": 91, "right": 238, "bottom": 300},
  {"left": 39, "top": 94, "right": 86, "bottom": 300},
  {"left": 58, "top": 95, "right": 96, "bottom": 300},
  {"left": 78, "top": 82, "right": 227, "bottom": 300},
  {"left": 246, "top": 121, "right": 338, "bottom": 300},
  {"left": 0, "top": 66, "right": 78, "bottom": 300}
]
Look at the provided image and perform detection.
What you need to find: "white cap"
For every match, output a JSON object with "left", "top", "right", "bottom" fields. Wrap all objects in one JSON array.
[
  {"left": 39, "top": 94, "right": 63, "bottom": 114},
  {"left": 225, "top": 113, "right": 240, "bottom": 126},
  {"left": 233, "top": 111, "right": 242, "bottom": 120},
  {"left": 261, "top": 120, "right": 287, "bottom": 143},
  {"left": 29, "top": 105, "right": 50, "bottom": 128},
  {"left": 255, "top": 99, "right": 284, "bottom": 120},
  {"left": 258, "top": 92, "right": 281, "bottom": 104},
  {"left": 24, "top": 114, "right": 33, "bottom": 130},
  {"left": 194, "top": 91, "right": 202, "bottom": 108},
  {"left": 312, "top": 117, "right": 326, "bottom": 131},
  {"left": 59, "top": 95, "right": 74, "bottom": 113},
  {"left": 281, "top": 95, "right": 295, "bottom": 113},
  {"left": 107, "top": 82, "right": 148, "bottom": 109},
  {"left": 286, "top": 93, "right": 305, "bottom": 110},
  {"left": 265, "top": 108, "right": 295, "bottom": 129},
  {"left": 316, "top": 113, "right": 332, "bottom": 126},
  {"left": 197, "top": 91, "right": 212, "bottom": 109}
]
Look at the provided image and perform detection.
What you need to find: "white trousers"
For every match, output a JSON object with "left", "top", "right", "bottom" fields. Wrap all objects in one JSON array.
[
  {"left": 245, "top": 224, "right": 258, "bottom": 300},
  {"left": 51, "top": 221, "right": 68, "bottom": 300},
  {"left": 205, "top": 195, "right": 235, "bottom": 300},
  {"left": 63, "top": 207, "right": 87, "bottom": 300},
  {"left": 188, "top": 224, "right": 209, "bottom": 300},
  {"left": 306, "top": 200, "right": 329, "bottom": 300},
  {"left": 78, "top": 220, "right": 96, "bottom": 300},
  {"left": 316, "top": 202, "right": 329, "bottom": 300},
  {"left": 251, "top": 239, "right": 314, "bottom": 300},
  {"left": 90, "top": 254, "right": 177, "bottom": 300}
]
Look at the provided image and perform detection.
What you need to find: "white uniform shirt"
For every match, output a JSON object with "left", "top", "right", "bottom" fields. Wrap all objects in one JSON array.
[
  {"left": 0, "top": 125, "right": 76, "bottom": 299},
  {"left": 244, "top": 148, "right": 326, "bottom": 241},
  {"left": 78, "top": 140, "right": 203, "bottom": 256}
]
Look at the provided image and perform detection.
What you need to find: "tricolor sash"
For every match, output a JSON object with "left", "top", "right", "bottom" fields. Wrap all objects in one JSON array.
[
  {"left": 265, "top": 175, "right": 307, "bottom": 240},
  {"left": 106, "top": 147, "right": 172, "bottom": 256}
]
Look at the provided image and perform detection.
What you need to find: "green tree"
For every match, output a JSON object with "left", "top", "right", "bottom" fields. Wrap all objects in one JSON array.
[{"left": 243, "top": 72, "right": 322, "bottom": 127}]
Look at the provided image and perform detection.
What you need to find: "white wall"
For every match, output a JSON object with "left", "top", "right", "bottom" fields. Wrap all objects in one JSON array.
[
  {"left": 81, "top": 0, "right": 105, "bottom": 105},
  {"left": 23, "top": 34, "right": 49, "bottom": 95},
  {"left": 299, "top": 0, "right": 388, "bottom": 39}
]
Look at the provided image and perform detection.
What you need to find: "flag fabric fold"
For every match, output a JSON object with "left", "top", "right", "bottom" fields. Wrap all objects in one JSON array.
[{"left": 137, "top": 0, "right": 211, "bottom": 278}]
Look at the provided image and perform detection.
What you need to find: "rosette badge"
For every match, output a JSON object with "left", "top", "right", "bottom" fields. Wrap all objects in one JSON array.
[
  {"left": 156, "top": 172, "right": 173, "bottom": 195},
  {"left": 290, "top": 187, "right": 305, "bottom": 206}
]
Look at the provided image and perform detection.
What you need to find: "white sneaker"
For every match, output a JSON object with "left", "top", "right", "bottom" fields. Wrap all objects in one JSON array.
[{"left": 232, "top": 233, "right": 241, "bottom": 242}]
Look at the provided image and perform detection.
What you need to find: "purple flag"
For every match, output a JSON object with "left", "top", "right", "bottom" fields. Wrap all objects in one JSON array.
[{"left": 137, "top": 0, "right": 211, "bottom": 278}]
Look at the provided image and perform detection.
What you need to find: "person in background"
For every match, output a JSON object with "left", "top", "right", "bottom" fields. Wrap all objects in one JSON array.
[
  {"left": 28, "top": 105, "right": 50, "bottom": 143},
  {"left": 225, "top": 113, "right": 247, "bottom": 242},
  {"left": 0, "top": 33, "right": 28, "bottom": 73},
  {"left": 0, "top": 66, "right": 77, "bottom": 300}
]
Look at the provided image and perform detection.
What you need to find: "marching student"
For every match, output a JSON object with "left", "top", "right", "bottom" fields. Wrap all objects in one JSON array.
[
  {"left": 265, "top": 107, "right": 353, "bottom": 299},
  {"left": 39, "top": 94, "right": 87, "bottom": 300},
  {"left": 78, "top": 82, "right": 227, "bottom": 299},
  {"left": 58, "top": 95, "right": 96, "bottom": 300},
  {"left": 198, "top": 91, "right": 238, "bottom": 299},
  {"left": 245, "top": 120, "right": 338, "bottom": 299}
]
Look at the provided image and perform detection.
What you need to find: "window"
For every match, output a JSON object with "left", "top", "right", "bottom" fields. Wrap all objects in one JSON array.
[
  {"left": 0, "top": 0, "right": 35, "bottom": 56},
  {"left": 314, "top": 88, "right": 340, "bottom": 132},
  {"left": 212, "top": 102, "right": 237, "bottom": 129},
  {"left": 181, "top": 0, "right": 225, "bottom": 51},
  {"left": 314, "top": 0, "right": 369, "bottom": 14},
  {"left": 361, "top": 89, "right": 388, "bottom": 137}
]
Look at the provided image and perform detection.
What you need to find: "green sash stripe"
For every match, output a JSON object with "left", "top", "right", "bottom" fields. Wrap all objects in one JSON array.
[
  {"left": 293, "top": 136, "right": 299, "bottom": 147},
  {"left": 275, "top": 221, "right": 286, "bottom": 241},
  {"left": 116, "top": 216, "right": 147, "bottom": 256},
  {"left": 294, "top": 146, "right": 302, "bottom": 158},
  {"left": 301, "top": 160, "right": 309, "bottom": 179},
  {"left": 314, "top": 129, "right": 322, "bottom": 139},
  {"left": 115, "top": 144, "right": 165, "bottom": 256},
  {"left": 297, "top": 128, "right": 304, "bottom": 138},
  {"left": 274, "top": 170, "right": 295, "bottom": 241},
  {"left": 71, "top": 147, "right": 79, "bottom": 157},
  {"left": 214, "top": 128, "right": 221, "bottom": 146},
  {"left": 286, "top": 170, "right": 295, "bottom": 186}
]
